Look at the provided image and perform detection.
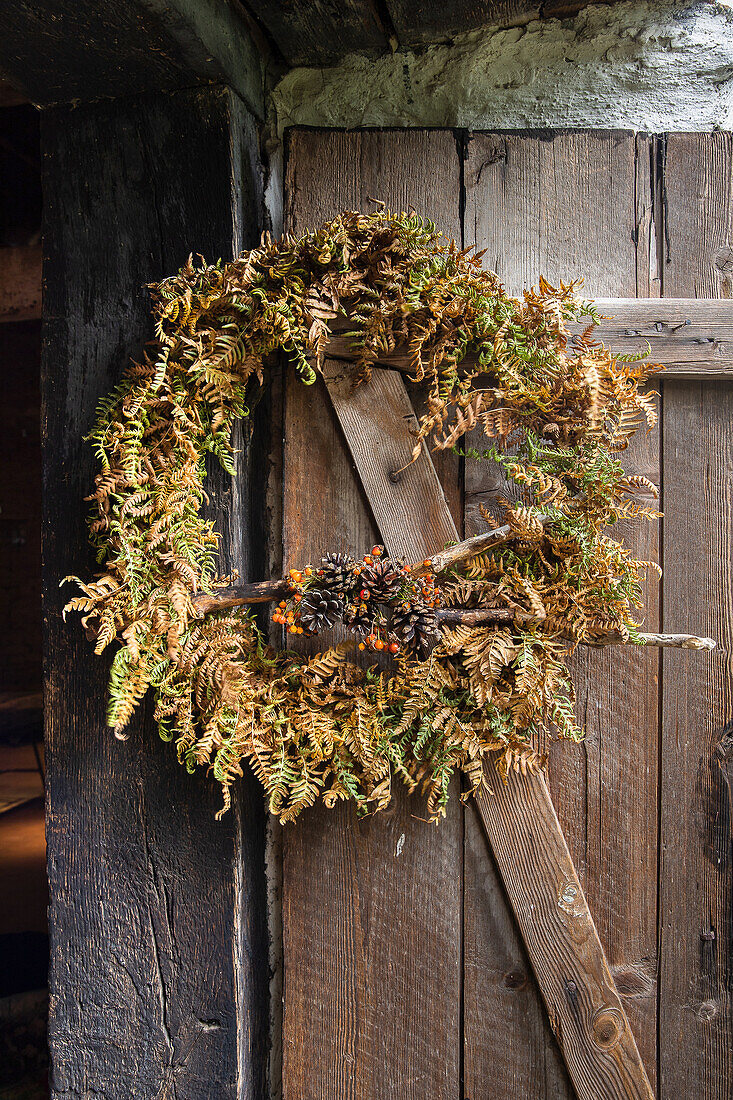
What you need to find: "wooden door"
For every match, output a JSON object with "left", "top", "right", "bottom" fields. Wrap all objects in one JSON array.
[{"left": 280, "top": 129, "right": 732, "bottom": 1099}]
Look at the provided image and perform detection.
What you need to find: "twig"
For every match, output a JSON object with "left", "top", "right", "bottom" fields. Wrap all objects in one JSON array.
[
  {"left": 437, "top": 608, "right": 515, "bottom": 625},
  {"left": 437, "top": 611, "right": 714, "bottom": 648},
  {"left": 192, "top": 579, "right": 288, "bottom": 615},
  {"left": 191, "top": 587, "right": 715, "bottom": 650},
  {"left": 585, "top": 630, "right": 716, "bottom": 651},
  {"left": 191, "top": 523, "right": 536, "bottom": 615},
  {"left": 410, "top": 518, "right": 549, "bottom": 576}
]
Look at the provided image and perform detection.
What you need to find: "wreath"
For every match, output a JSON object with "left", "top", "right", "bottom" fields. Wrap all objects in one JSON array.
[{"left": 65, "top": 208, "right": 661, "bottom": 822}]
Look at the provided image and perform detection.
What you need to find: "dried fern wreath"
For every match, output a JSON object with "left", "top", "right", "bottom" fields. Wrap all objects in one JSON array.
[{"left": 65, "top": 208, "right": 663, "bottom": 823}]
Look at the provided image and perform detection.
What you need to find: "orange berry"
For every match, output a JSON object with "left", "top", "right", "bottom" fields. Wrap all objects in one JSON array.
[
  {"left": 374, "top": 639, "right": 384, "bottom": 651},
  {"left": 371, "top": 545, "right": 383, "bottom": 556},
  {"left": 389, "top": 642, "right": 400, "bottom": 654},
  {"left": 279, "top": 601, "right": 286, "bottom": 608},
  {"left": 358, "top": 642, "right": 366, "bottom": 651},
  {"left": 290, "top": 570, "right": 303, "bottom": 583},
  {"left": 364, "top": 556, "right": 373, "bottom": 565},
  {"left": 296, "top": 626, "right": 304, "bottom": 634},
  {"left": 289, "top": 625, "right": 298, "bottom": 634},
  {"left": 360, "top": 589, "right": 370, "bottom": 600},
  {"left": 305, "top": 568, "right": 313, "bottom": 576},
  {"left": 423, "top": 559, "right": 431, "bottom": 568},
  {"left": 294, "top": 593, "right": 302, "bottom": 602}
]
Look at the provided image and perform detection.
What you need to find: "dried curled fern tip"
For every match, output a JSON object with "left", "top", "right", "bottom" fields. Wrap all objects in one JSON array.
[{"left": 65, "top": 207, "right": 662, "bottom": 822}]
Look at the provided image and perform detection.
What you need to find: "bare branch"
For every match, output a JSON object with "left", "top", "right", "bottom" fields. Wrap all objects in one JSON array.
[
  {"left": 586, "top": 630, "right": 716, "bottom": 651},
  {"left": 410, "top": 519, "right": 549, "bottom": 577},
  {"left": 192, "top": 579, "right": 288, "bottom": 615}
]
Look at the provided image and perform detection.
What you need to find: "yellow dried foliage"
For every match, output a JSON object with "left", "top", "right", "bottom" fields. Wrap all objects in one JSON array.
[{"left": 64, "top": 208, "right": 660, "bottom": 821}]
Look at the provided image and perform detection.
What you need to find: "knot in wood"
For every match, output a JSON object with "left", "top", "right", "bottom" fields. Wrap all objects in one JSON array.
[
  {"left": 591, "top": 1005, "right": 625, "bottom": 1051},
  {"left": 696, "top": 999, "right": 718, "bottom": 1022},
  {"left": 503, "top": 969, "right": 527, "bottom": 990},
  {"left": 558, "top": 878, "right": 583, "bottom": 916},
  {"left": 715, "top": 245, "right": 733, "bottom": 275}
]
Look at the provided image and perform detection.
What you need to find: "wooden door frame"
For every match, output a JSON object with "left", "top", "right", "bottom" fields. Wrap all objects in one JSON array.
[{"left": 0, "top": 6, "right": 273, "bottom": 1096}]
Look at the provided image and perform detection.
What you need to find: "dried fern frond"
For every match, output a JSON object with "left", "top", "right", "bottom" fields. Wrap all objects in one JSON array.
[{"left": 65, "top": 207, "right": 660, "bottom": 822}]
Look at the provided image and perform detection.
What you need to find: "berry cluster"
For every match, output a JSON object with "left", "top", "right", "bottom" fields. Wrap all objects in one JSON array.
[{"left": 272, "top": 546, "right": 441, "bottom": 658}]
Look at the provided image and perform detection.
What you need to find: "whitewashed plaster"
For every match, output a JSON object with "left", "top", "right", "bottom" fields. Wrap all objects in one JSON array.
[{"left": 271, "top": 1, "right": 733, "bottom": 136}]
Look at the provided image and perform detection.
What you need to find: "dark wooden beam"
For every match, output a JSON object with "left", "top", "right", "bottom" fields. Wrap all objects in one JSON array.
[
  {"left": 244, "top": 0, "right": 390, "bottom": 66},
  {"left": 385, "top": 0, "right": 623, "bottom": 49},
  {"left": 0, "top": 0, "right": 267, "bottom": 114},
  {"left": 41, "top": 86, "right": 268, "bottom": 1099}
]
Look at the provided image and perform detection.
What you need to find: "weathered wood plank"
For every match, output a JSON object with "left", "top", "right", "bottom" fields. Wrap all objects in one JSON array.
[
  {"left": 463, "top": 129, "right": 660, "bottom": 1093},
  {"left": 574, "top": 298, "right": 733, "bottom": 377},
  {"left": 282, "top": 128, "right": 463, "bottom": 1100},
  {"left": 320, "top": 298, "right": 733, "bottom": 379},
  {"left": 658, "top": 131, "right": 733, "bottom": 1100},
  {"left": 463, "top": 802, "right": 573, "bottom": 1099},
  {"left": 474, "top": 769, "right": 654, "bottom": 1100},
  {"left": 0, "top": 0, "right": 265, "bottom": 113},
  {"left": 41, "top": 87, "right": 268, "bottom": 1099},
  {"left": 322, "top": 359, "right": 457, "bottom": 557},
  {"left": 0, "top": 245, "right": 42, "bottom": 322}
]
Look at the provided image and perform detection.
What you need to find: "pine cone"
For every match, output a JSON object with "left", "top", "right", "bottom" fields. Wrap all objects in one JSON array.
[
  {"left": 390, "top": 603, "right": 440, "bottom": 658},
  {"left": 299, "top": 591, "right": 344, "bottom": 634},
  {"left": 360, "top": 558, "right": 404, "bottom": 603},
  {"left": 318, "top": 552, "right": 356, "bottom": 598},
  {"left": 343, "top": 600, "right": 373, "bottom": 637}
]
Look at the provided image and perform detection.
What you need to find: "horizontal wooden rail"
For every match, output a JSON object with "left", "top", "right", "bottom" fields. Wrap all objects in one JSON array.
[{"left": 321, "top": 299, "right": 733, "bottom": 380}]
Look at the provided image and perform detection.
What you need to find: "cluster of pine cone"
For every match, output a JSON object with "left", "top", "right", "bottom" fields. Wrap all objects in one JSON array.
[{"left": 274, "top": 547, "right": 441, "bottom": 658}]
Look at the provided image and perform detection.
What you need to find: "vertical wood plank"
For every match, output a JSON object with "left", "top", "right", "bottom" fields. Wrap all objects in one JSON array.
[
  {"left": 41, "top": 88, "right": 268, "bottom": 1099},
  {"left": 658, "top": 132, "right": 733, "bottom": 1100},
  {"left": 281, "top": 129, "right": 463, "bottom": 1100},
  {"left": 463, "top": 130, "right": 660, "bottom": 1094}
]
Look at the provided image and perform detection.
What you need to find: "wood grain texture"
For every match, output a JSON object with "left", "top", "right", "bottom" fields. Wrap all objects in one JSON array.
[
  {"left": 474, "top": 769, "right": 654, "bottom": 1100},
  {"left": 463, "top": 802, "right": 573, "bottom": 1099},
  {"left": 322, "top": 359, "right": 457, "bottom": 558},
  {"left": 282, "top": 128, "right": 462, "bottom": 1100},
  {"left": 463, "top": 130, "right": 660, "bottom": 1092},
  {"left": 658, "top": 132, "right": 733, "bottom": 1100},
  {"left": 41, "top": 88, "right": 268, "bottom": 1099},
  {"left": 0, "top": 245, "right": 42, "bottom": 322},
  {"left": 0, "top": 0, "right": 264, "bottom": 114}
]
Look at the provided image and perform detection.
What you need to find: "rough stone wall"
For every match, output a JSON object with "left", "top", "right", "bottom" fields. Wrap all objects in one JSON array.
[{"left": 271, "top": 1, "right": 733, "bottom": 137}]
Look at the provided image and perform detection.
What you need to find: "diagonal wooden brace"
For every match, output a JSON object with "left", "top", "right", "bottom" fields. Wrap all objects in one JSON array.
[{"left": 321, "top": 356, "right": 655, "bottom": 1100}]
